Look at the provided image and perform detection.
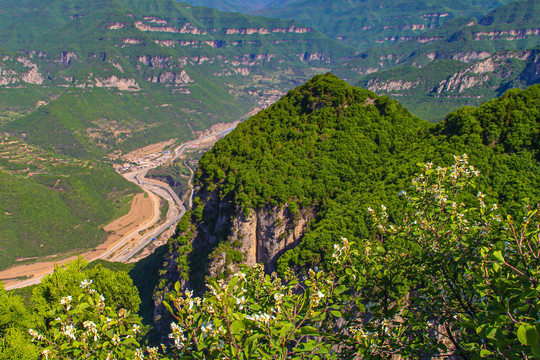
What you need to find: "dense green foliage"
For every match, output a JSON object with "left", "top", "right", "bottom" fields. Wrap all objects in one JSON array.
[
  {"left": 193, "top": 73, "right": 539, "bottom": 274},
  {"left": 0, "top": 72, "right": 539, "bottom": 359},
  {"left": 0, "top": 258, "right": 146, "bottom": 359},
  {"left": 6, "top": 155, "right": 536, "bottom": 359}
]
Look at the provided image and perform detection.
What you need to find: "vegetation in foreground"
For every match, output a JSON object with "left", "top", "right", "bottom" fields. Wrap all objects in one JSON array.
[{"left": 1, "top": 155, "right": 539, "bottom": 358}]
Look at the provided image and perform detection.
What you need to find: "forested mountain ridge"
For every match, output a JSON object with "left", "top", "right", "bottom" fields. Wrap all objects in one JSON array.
[
  {"left": 154, "top": 73, "right": 539, "bottom": 306},
  {"left": 0, "top": 75, "right": 538, "bottom": 359},
  {"left": 183, "top": 0, "right": 518, "bottom": 50},
  {"left": 255, "top": 0, "right": 518, "bottom": 49}
]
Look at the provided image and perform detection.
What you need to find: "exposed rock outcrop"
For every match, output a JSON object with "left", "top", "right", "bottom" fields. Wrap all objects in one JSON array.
[
  {"left": 367, "top": 79, "right": 419, "bottom": 92},
  {"left": 20, "top": 67, "right": 44, "bottom": 85},
  {"left": 135, "top": 21, "right": 206, "bottom": 34},
  {"left": 147, "top": 70, "right": 192, "bottom": 84},
  {"left": 473, "top": 28, "right": 540, "bottom": 41},
  {"left": 57, "top": 51, "right": 77, "bottom": 65},
  {"left": 93, "top": 76, "right": 140, "bottom": 91},
  {"left": 0, "top": 67, "right": 19, "bottom": 86},
  {"left": 137, "top": 55, "right": 174, "bottom": 68},
  {"left": 122, "top": 38, "right": 143, "bottom": 45},
  {"left": 520, "top": 52, "right": 540, "bottom": 85},
  {"left": 108, "top": 22, "right": 126, "bottom": 30},
  {"left": 435, "top": 51, "right": 535, "bottom": 93}
]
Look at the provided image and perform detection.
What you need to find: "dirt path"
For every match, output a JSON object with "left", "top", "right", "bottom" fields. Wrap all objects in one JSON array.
[{"left": 0, "top": 192, "right": 156, "bottom": 290}]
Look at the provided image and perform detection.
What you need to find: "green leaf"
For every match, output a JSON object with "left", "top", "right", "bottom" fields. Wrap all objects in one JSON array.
[
  {"left": 231, "top": 320, "right": 245, "bottom": 334},
  {"left": 480, "top": 349, "right": 493, "bottom": 357},
  {"left": 229, "top": 276, "right": 239, "bottom": 290},
  {"left": 163, "top": 301, "right": 173, "bottom": 315},
  {"left": 330, "top": 310, "right": 342, "bottom": 318},
  {"left": 517, "top": 324, "right": 539, "bottom": 346},
  {"left": 493, "top": 251, "right": 504, "bottom": 263},
  {"left": 295, "top": 341, "right": 316, "bottom": 352},
  {"left": 174, "top": 281, "right": 181, "bottom": 293},
  {"left": 334, "top": 284, "right": 347, "bottom": 295},
  {"left": 532, "top": 343, "right": 540, "bottom": 357},
  {"left": 299, "top": 326, "right": 318, "bottom": 335}
]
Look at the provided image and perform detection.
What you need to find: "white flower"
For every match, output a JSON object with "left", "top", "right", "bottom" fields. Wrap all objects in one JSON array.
[
  {"left": 28, "top": 328, "right": 45, "bottom": 342},
  {"left": 61, "top": 324, "right": 76, "bottom": 341},
  {"left": 169, "top": 322, "right": 187, "bottom": 349},
  {"left": 60, "top": 295, "right": 72, "bottom": 305},
  {"left": 135, "top": 348, "right": 144, "bottom": 360},
  {"left": 80, "top": 278, "right": 93, "bottom": 288},
  {"left": 41, "top": 349, "right": 51, "bottom": 360}
]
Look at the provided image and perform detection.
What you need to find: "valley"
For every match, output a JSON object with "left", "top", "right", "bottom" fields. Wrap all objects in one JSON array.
[{"left": 0, "top": 123, "right": 236, "bottom": 290}]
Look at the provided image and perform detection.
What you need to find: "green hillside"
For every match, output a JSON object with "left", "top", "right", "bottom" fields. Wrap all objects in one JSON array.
[
  {"left": 340, "top": 0, "right": 540, "bottom": 76},
  {"left": 331, "top": 0, "right": 540, "bottom": 121},
  {"left": 0, "top": 0, "right": 353, "bottom": 156},
  {"left": 0, "top": 74, "right": 538, "bottom": 360},
  {"left": 187, "top": 73, "right": 538, "bottom": 278},
  {"left": 0, "top": 136, "right": 141, "bottom": 270},
  {"left": 0, "top": 0, "right": 354, "bottom": 269}
]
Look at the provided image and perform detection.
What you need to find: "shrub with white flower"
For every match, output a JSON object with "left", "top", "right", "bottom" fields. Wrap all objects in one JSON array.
[
  {"left": 28, "top": 281, "right": 155, "bottom": 360},
  {"left": 330, "top": 154, "right": 540, "bottom": 358},
  {"left": 164, "top": 263, "right": 346, "bottom": 359}
]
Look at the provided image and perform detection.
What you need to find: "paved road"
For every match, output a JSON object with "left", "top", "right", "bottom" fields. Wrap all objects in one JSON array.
[
  {"left": 4, "top": 125, "right": 238, "bottom": 289},
  {"left": 108, "top": 125, "right": 237, "bottom": 262}
]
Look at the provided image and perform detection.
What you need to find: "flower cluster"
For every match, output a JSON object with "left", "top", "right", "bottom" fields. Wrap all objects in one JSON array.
[{"left": 29, "top": 280, "right": 146, "bottom": 359}]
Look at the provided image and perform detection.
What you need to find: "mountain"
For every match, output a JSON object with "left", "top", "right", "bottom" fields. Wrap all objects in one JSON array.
[
  {"left": 0, "top": 0, "right": 353, "bottom": 156},
  {"left": 180, "top": 0, "right": 517, "bottom": 50},
  {"left": 335, "top": 0, "right": 540, "bottom": 120},
  {"left": 153, "top": 74, "right": 539, "bottom": 304},
  {"left": 178, "top": 0, "right": 277, "bottom": 12},
  {"left": 0, "top": 0, "right": 356, "bottom": 270},
  {"left": 251, "top": 0, "right": 518, "bottom": 50}
]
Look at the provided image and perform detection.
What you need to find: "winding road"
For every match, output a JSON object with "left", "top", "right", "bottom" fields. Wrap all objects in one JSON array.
[{"left": 2, "top": 125, "right": 236, "bottom": 290}]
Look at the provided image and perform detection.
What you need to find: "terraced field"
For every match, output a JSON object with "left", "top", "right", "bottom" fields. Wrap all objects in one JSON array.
[{"left": 0, "top": 135, "right": 140, "bottom": 270}]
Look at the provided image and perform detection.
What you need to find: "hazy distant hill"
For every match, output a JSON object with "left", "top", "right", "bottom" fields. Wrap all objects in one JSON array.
[
  {"left": 0, "top": 0, "right": 353, "bottom": 156},
  {"left": 336, "top": 0, "right": 540, "bottom": 120},
  {"left": 232, "top": 0, "right": 516, "bottom": 50}
]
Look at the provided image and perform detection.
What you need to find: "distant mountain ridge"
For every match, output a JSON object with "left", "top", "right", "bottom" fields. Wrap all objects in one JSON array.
[
  {"left": 0, "top": 0, "right": 353, "bottom": 157},
  {"left": 181, "top": 0, "right": 518, "bottom": 49},
  {"left": 335, "top": 0, "right": 540, "bottom": 120}
]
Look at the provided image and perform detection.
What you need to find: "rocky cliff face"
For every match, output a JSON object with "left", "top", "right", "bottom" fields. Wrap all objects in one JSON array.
[
  {"left": 434, "top": 51, "right": 536, "bottom": 93},
  {"left": 195, "top": 186, "right": 315, "bottom": 276},
  {"left": 152, "top": 186, "right": 315, "bottom": 338}
]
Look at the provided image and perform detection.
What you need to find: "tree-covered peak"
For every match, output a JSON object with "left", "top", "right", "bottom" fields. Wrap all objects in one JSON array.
[
  {"left": 195, "top": 73, "right": 429, "bottom": 210},
  {"left": 192, "top": 75, "right": 538, "bottom": 273},
  {"left": 437, "top": 84, "right": 540, "bottom": 156}
]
